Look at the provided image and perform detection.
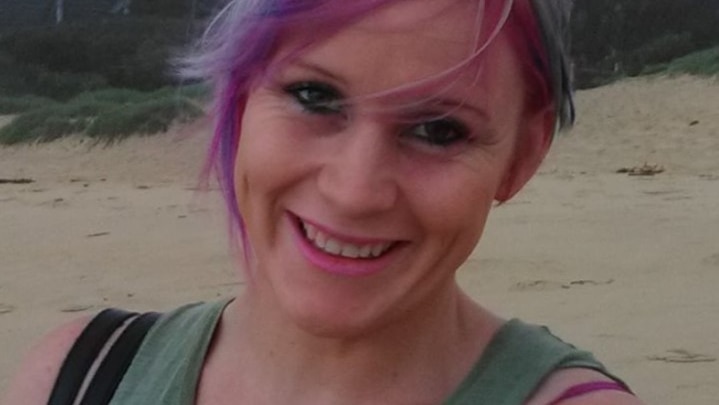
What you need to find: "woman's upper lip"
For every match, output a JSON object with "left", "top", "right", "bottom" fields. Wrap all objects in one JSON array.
[{"left": 289, "top": 212, "right": 404, "bottom": 245}]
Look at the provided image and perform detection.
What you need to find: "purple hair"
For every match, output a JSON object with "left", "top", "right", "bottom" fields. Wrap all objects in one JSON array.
[{"left": 181, "top": 0, "right": 564, "bottom": 267}]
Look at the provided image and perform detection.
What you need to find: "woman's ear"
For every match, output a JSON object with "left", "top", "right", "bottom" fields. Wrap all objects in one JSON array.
[{"left": 495, "top": 105, "right": 555, "bottom": 202}]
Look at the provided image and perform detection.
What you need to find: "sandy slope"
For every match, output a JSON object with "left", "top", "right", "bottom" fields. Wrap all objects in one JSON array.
[{"left": 1, "top": 76, "right": 718, "bottom": 403}]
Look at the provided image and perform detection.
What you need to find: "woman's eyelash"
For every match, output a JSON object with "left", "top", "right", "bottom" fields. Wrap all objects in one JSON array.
[
  {"left": 283, "top": 81, "right": 344, "bottom": 115},
  {"left": 404, "top": 117, "right": 470, "bottom": 148}
]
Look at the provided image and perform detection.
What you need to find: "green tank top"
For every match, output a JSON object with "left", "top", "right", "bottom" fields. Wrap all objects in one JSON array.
[{"left": 109, "top": 300, "right": 619, "bottom": 405}]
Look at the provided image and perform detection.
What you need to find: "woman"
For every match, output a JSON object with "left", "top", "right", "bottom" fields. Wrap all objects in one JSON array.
[{"left": 3, "top": 0, "right": 644, "bottom": 404}]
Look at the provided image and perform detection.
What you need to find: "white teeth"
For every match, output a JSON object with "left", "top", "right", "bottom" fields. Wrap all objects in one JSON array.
[
  {"left": 358, "top": 245, "right": 373, "bottom": 258},
  {"left": 341, "top": 245, "right": 360, "bottom": 259},
  {"left": 324, "top": 239, "right": 342, "bottom": 255},
  {"left": 300, "top": 220, "right": 393, "bottom": 259},
  {"left": 305, "top": 223, "right": 318, "bottom": 240},
  {"left": 371, "top": 244, "right": 388, "bottom": 258},
  {"left": 314, "top": 230, "right": 327, "bottom": 249}
]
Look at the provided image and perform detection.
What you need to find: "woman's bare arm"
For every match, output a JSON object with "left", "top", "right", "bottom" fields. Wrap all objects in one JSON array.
[{"left": 1, "top": 316, "right": 90, "bottom": 405}]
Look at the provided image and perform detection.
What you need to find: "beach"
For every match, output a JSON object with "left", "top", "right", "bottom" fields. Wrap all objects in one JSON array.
[{"left": 1, "top": 76, "right": 718, "bottom": 403}]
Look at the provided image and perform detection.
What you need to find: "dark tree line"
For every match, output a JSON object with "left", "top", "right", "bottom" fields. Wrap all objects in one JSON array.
[
  {"left": 0, "top": 0, "right": 221, "bottom": 97},
  {"left": 571, "top": 0, "right": 719, "bottom": 88},
  {"left": 0, "top": 0, "right": 717, "bottom": 97}
]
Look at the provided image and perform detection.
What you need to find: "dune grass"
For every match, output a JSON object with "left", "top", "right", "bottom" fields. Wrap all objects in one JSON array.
[
  {"left": 85, "top": 97, "right": 203, "bottom": 141},
  {"left": 0, "top": 85, "right": 207, "bottom": 145},
  {"left": 0, "top": 95, "right": 57, "bottom": 114},
  {"left": 642, "top": 47, "right": 719, "bottom": 77},
  {"left": 0, "top": 100, "right": 113, "bottom": 144},
  {"left": 664, "top": 47, "right": 719, "bottom": 76}
]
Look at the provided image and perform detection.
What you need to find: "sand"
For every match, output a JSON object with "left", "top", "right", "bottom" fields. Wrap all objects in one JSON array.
[{"left": 1, "top": 76, "right": 718, "bottom": 404}]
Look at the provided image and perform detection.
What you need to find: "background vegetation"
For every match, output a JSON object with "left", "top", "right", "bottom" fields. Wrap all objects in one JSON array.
[
  {"left": 571, "top": 0, "right": 719, "bottom": 88},
  {"left": 0, "top": 0, "right": 717, "bottom": 144}
]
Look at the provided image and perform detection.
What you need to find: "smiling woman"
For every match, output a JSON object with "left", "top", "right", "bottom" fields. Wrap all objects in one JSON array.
[
  {"left": 233, "top": 5, "right": 536, "bottom": 339},
  {"left": 2, "top": 1, "right": 644, "bottom": 405}
]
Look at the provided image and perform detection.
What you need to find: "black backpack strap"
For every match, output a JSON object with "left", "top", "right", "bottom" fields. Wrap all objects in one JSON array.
[
  {"left": 48, "top": 308, "right": 137, "bottom": 405},
  {"left": 79, "top": 311, "right": 161, "bottom": 405}
]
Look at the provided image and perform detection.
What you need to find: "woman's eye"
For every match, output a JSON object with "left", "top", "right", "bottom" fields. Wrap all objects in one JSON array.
[
  {"left": 284, "top": 82, "right": 343, "bottom": 115},
  {"left": 406, "top": 118, "right": 469, "bottom": 147}
]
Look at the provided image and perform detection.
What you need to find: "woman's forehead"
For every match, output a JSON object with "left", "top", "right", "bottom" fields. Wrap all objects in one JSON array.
[
  {"left": 352, "top": 0, "right": 478, "bottom": 38},
  {"left": 271, "top": 2, "right": 521, "bottom": 108},
  {"left": 274, "top": 1, "right": 507, "bottom": 83},
  {"left": 276, "top": 0, "right": 482, "bottom": 55}
]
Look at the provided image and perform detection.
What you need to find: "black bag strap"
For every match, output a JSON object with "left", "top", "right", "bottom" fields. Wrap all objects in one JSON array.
[
  {"left": 47, "top": 309, "right": 161, "bottom": 405},
  {"left": 79, "top": 311, "right": 161, "bottom": 405},
  {"left": 48, "top": 308, "right": 136, "bottom": 405}
]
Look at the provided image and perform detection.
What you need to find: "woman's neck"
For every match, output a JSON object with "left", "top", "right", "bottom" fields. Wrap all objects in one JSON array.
[{"left": 200, "top": 284, "right": 502, "bottom": 405}]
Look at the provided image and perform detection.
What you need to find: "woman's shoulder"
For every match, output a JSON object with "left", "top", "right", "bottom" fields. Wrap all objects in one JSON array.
[
  {"left": 504, "top": 319, "right": 644, "bottom": 404},
  {"left": 463, "top": 316, "right": 644, "bottom": 404},
  {"left": 1, "top": 315, "right": 92, "bottom": 405},
  {"left": 2, "top": 300, "right": 229, "bottom": 405}
]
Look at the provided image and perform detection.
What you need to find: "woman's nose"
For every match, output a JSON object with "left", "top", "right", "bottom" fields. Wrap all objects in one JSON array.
[{"left": 316, "top": 122, "right": 399, "bottom": 217}]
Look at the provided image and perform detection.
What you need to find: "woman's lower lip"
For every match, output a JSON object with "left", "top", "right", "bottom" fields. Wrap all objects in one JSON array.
[{"left": 288, "top": 215, "right": 398, "bottom": 277}]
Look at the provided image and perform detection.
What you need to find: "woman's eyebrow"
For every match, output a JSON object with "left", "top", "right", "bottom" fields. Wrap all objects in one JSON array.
[
  {"left": 412, "top": 97, "right": 490, "bottom": 121},
  {"left": 290, "top": 59, "right": 348, "bottom": 86}
]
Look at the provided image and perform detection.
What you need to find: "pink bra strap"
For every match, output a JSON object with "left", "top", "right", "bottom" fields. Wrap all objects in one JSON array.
[{"left": 547, "top": 381, "right": 632, "bottom": 405}]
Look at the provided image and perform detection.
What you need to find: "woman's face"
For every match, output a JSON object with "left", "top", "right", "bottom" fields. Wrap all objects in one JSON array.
[{"left": 234, "top": 0, "right": 549, "bottom": 335}]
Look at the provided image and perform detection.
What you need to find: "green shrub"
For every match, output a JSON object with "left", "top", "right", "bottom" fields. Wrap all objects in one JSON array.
[
  {"left": 149, "top": 83, "right": 211, "bottom": 101},
  {"left": 640, "top": 63, "right": 669, "bottom": 76},
  {"left": 86, "top": 97, "right": 203, "bottom": 141},
  {"left": 639, "top": 48, "right": 719, "bottom": 78},
  {"left": 0, "top": 99, "right": 113, "bottom": 144},
  {"left": 70, "top": 88, "right": 148, "bottom": 105},
  {"left": 665, "top": 47, "right": 719, "bottom": 76},
  {"left": 0, "top": 107, "right": 87, "bottom": 144},
  {"left": 0, "top": 85, "right": 205, "bottom": 145},
  {"left": 69, "top": 85, "right": 209, "bottom": 106},
  {"left": 0, "top": 95, "right": 56, "bottom": 114}
]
